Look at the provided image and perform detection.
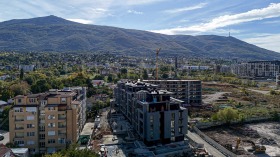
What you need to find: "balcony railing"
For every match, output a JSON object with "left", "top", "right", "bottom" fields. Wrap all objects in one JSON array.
[
  {"left": 15, "top": 136, "right": 24, "bottom": 138},
  {"left": 58, "top": 125, "right": 66, "bottom": 128}
]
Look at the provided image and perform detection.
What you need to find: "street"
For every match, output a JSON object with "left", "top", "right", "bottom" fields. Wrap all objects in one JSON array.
[
  {"left": 0, "top": 130, "right": 9, "bottom": 145},
  {"left": 187, "top": 131, "right": 226, "bottom": 157}
]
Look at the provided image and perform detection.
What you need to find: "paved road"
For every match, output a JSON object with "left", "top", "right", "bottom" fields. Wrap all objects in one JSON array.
[
  {"left": 0, "top": 130, "right": 9, "bottom": 145},
  {"left": 187, "top": 131, "right": 226, "bottom": 157}
]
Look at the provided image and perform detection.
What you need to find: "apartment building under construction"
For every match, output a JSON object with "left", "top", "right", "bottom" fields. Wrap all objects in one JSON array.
[
  {"left": 143, "top": 80, "right": 202, "bottom": 106},
  {"left": 114, "top": 81, "right": 188, "bottom": 146},
  {"left": 9, "top": 87, "right": 86, "bottom": 155}
]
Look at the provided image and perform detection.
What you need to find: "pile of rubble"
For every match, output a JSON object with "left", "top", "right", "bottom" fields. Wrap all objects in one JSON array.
[{"left": 257, "top": 138, "right": 277, "bottom": 145}]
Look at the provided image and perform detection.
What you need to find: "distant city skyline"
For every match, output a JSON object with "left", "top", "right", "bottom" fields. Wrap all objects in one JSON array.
[{"left": 1, "top": 0, "right": 280, "bottom": 52}]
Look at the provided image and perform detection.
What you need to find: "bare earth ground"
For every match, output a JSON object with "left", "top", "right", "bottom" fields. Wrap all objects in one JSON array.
[{"left": 203, "top": 122, "right": 280, "bottom": 157}]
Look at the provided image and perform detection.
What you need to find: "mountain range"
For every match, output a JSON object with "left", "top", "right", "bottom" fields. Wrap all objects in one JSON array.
[{"left": 0, "top": 15, "right": 279, "bottom": 60}]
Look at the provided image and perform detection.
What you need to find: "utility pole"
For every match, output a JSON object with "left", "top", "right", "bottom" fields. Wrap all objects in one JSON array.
[{"left": 155, "top": 48, "right": 161, "bottom": 80}]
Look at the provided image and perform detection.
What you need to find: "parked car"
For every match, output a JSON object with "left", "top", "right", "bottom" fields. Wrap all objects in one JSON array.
[{"left": 0, "top": 134, "right": 4, "bottom": 141}]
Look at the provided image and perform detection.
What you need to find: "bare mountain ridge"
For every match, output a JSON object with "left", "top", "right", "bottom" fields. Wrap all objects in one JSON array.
[{"left": 0, "top": 15, "right": 279, "bottom": 60}]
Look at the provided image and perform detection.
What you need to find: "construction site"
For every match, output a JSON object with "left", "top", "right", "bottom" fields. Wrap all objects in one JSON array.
[
  {"left": 189, "top": 81, "right": 280, "bottom": 157},
  {"left": 202, "top": 122, "right": 280, "bottom": 156}
]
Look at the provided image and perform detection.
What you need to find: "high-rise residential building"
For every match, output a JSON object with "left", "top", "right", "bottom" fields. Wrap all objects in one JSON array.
[
  {"left": 114, "top": 81, "right": 188, "bottom": 146},
  {"left": 9, "top": 87, "right": 86, "bottom": 155},
  {"left": 232, "top": 61, "right": 280, "bottom": 79},
  {"left": 143, "top": 80, "right": 202, "bottom": 105}
]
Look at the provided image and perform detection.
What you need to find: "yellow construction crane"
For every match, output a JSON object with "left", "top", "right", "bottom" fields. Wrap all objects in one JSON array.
[{"left": 155, "top": 48, "right": 161, "bottom": 80}]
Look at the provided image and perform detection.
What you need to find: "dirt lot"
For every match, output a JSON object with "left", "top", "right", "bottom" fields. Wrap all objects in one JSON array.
[{"left": 203, "top": 122, "right": 280, "bottom": 157}]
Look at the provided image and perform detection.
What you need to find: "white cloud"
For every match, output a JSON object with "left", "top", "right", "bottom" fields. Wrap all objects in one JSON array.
[
  {"left": 152, "top": 3, "right": 280, "bottom": 35},
  {"left": 263, "top": 20, "right": 280, "bottom": 24},
  {"left": 243, "top": 34, "right": 280, "bottom": 52},
  {"left": 127, "top": 9, "right": 143, "bottom": 15},
  {"left": 67, "top": 19, "right": 93, "bottom": 24},
  {"left": 164, "top": 3, "right": 207, "bottom": 14}
]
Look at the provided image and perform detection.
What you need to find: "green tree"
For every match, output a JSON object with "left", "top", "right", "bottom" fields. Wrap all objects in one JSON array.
[
  {"left": 31, "top": 79, "right": 52, "bottom": 93},
  {"left": 142, "top": 69, "right": 148, "bottom": 79},
  {"left": 20, "top": 68, "right": 24, "bottom": 80},
  {"left": 216, "top": 107, "right": 239, "bottom": 124},
  {"left": 107, "top": 74, "right": 113, "bottom": 83}
]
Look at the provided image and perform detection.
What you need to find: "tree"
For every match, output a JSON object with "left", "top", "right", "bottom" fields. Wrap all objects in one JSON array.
[
  {"left": 10, "top": 82, "right": 30, "bottom": 95},
  {"left": 20, "top": 68, "right": 24, "bottom": 80},
  {"left": 161, "top": 73, "right": 169, "bottom": 79},
  {"left": 31, "top": 79, "right": 52, "bottom": 93},
  {"left": 142, "top": 69, "right": 148, "bottom": 79},
  {"left": 216, "top": 107, "right": 239, "bottom": 124},
  {"left": 107, "top": 74, "right": 113, "bottom": 83}
]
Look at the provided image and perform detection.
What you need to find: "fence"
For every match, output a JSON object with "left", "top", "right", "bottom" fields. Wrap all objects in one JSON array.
[{"left": 193, "top": 126, "right": 237, "bottom": 157}]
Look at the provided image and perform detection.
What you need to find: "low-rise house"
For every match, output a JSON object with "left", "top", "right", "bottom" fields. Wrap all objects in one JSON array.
[
  {"left": 0, "top": 100, "right": 9, "bottom": 112},
  {"left": 92, "top": 80, "right": 105, "bottom": 86}
]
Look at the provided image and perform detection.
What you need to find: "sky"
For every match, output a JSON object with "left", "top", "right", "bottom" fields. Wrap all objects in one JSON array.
[{"left": 0, "top": 0, "right": 280, "bottom": 52}]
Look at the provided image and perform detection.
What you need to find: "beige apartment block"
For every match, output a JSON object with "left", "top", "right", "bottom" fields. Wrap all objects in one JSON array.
[{"left": 9, "top": 88, "right": 86, "bottom": 155}]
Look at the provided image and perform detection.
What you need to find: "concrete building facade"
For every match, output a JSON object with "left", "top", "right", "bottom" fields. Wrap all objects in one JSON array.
[
  {"left": 114, "top": 81, "right": 188, "bottom": 146},
  {"left": 143, "top": 80, "right": 202, "bottom": 105},
  {"left": 232, "top": 61, "right": 280, "bottom": 79},
  {"left": 9, "top": 87, "right": 86, "bottom": 155}
]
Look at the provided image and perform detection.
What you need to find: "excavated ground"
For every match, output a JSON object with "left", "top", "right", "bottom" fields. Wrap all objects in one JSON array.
[{"left": 203, "top": 122, "right": 280, "bottom": 157}]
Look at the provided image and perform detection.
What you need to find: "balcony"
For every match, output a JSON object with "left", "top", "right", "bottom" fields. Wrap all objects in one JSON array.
[
  {"left": 58, "top": 125, "right": 66, "bottom": 128},
  {"left": 15, "top": 127, "right": 24, "bottom": 130},
  {"left": 15, "top": 135, "right": 24, "bottom": 138}
]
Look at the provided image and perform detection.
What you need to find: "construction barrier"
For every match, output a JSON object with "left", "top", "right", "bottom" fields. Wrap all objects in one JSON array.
[{"left": 193, "top": 126, "right": 237, "bottom": 157}]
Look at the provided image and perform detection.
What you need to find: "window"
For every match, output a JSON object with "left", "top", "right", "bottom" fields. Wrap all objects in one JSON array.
[
  {"left": 171, "top": 113, "right": 175, "bottom": 120},
  {"left": 48, "top": 139, "right": 55, "bottom": 144},
  {"left": 179, "top": 127, "right": 183, "bottom": 134},
  {"left": 48, "top": 131, "right": 55, "bottom": 136},
  {"left": 171, "top": 121, "right": 175, "bottom": 128},
  {"left": 48, "top": 123, "right": 55, "bottom": 128},
  {"left": 15, "top": 141, "right": 24, "bottom": 145},
  {"left": 58, "top": 138, "right": 65, "bottom": 144},
  {"left": 14, "top": 107, "right": 23, "bottom": 112},
  {"left": 18, "top": 99, "right": 22, "bottom": 103},
  {"left": 150, "top": 115, "right": 153, "bottom": 123},
  {"left": 27, "top": 132, "right": 35, "bottom": 136},
  {"left": 171, "top": 128, "right": 175, "bottom": 136},
  {"left": 48, "top": 115, "right": 55, "bottom": 120},
  {"left": 39, "top": 126, "right": 45, "bottom": 131},
  {"left": 27, "top": 115, "right": 34, "bottom": 120},
  {"left": 30, "top": 148, "right": 36, "bottom": 154},
  {"left": 48, "top": 107, "right": 55, "bottom": 111},
  {"left": 26, "top": 107, "right": 37, "bottom": 113},
  {"left": 29, "top": 98, "right": 36, "bottom": 103},
  {"left": 179, "top": 112, "right": 182, "bottom": 118},
  {"left": 27, "top": 141, "right": 35, "bottom": 145},
  {"left": 27, "top": 124, "right": 35, "bottom": 128},
  {"left": 61, "top": 98, "right": 66, "bottom": 103},
  {"left": 39, "top": 142, "right": 45, "bottom": 147},
  {"left": 39, "top": 134, "right": 45, "bottom": 140}
]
